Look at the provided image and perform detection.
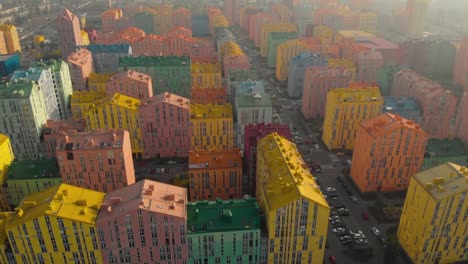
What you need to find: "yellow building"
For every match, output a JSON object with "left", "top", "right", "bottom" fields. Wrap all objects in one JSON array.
[
  {"left": 5, "top": 184, "right": 105, "bottom": 263},
  {"left": 276, "top": 39, "right": 318, "bottom": 81},
  {"left": 84, "top": 93, "right": 142, "bottom": 157},
  {"left": 334, "top": 30, "right": 375, "bottom": 43},
  {"left": 88, "top": 72, "right": 116, "bottom": 92},
  {"left": 322, "top": 86, "right": 383, "bottom": 150},
  {"left": 191, "top": 62, "right": 222, "bottom": 88},
  {"left": 0, "top": 134, "right": 14, "bottom": 211},
  {"left": 70, "top": 91, "right": 106, "bottom": 118},
  {"left": 0, "top": 212, "right": 14, "bottom": 263},
  {"left": 260, "top": 23, "right": 297, "bottom": 57},
  {"left": 357, "top": 11, "right": 378, "bottom": 34},
  {"left": 256, "top": 133, "right": 329, "bottom": 264},
  {"left": 0, "top": 24, "right": 21, "bottom": 54},
  {"left": 398, "top": 163, "right": 468, "bottom": 264},
  {"left": 313, "top": 25, "right": 334, "bottom": 50},
  {"left": 328, "top": 58, "right": 357, "bottom": 81},
  {"left": 190, "top": 103, "right": 234, "bottom": 151},
  {"left": 81, "top": 30, "right": 90, "bottom": 45}
]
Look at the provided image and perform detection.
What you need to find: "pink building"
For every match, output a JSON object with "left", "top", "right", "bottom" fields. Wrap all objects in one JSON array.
[
  {"left": 191, "top": 39, "right": 216, "bottom": 59},
  {"left": 223, "top": 55, "right": 250, "bottom": 77},
  {"left": 191, "top": 88, "right": 227, "bottom": 104},
  {"left": 67, "top": 48, "right": 94, "bottom": 91},
  {"left": 224, "top": 0, "right": 241, "bottom": 24},
  {"left": 57, "top": 8, "right": 83, "bottom": 59},
  {"left": 55, "top": 129, "right": 135, "bottom": 193},
  {"left": 139, "top": 92, "right": 191, "bottom": 159},
  {"left": 172, "top": 8, "right": 192, "bottom": 29},
  {"left": 456, "top": 90, "right": 468, "bottom": 146},
  {"left": 302, "top": 66, "right": 352, "bottom": 119},
  {"left": 356, "top": 50, "right": 384, "bottom": 82},
  {"left": 353, "top": 37, "right": 399, "bottom": 64},
  {"left": 43, "top": 119, "right": 87, "bottom": 159},
  {"left": 106, "top": 70, "right": 153, "bottom": 99},
  {"left": 167, "top": 27, "right": 192, "bottom": 38},
  {"left": 251, "top": 13, "right": 273, "bottom": 47},
  {"left": 97, "top": 179, "right": 188, "bottom": 264},
  {"left": 391, "top": 69, "right": 458, "bottom": 139},
  {"left": 164, "top": 34, "right": 196, "bottom": 57},
  {"left": 133, "top": 34, "right": 165, "bottom": 56},
  {"left": 454, "top": 36, "right": 468, "bottom": 86}
]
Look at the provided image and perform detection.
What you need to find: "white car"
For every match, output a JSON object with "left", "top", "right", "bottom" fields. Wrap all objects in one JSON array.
[
  {"left": 332, "top": 227, "right": 346, "bottom": 233},
  {"left": 371, "top": 227, "right": 381, "bottom": 236},
  {"left": 314, "top": 144, "right": 320, "bottom": 149},
  {"left": 167, "top": 160, "right": 176, "bottom": 164},
  {"left": 326, "top": 187, "right": 336, "bottom": 192},
  {"left": 355, "top": 238, "right": 368, "bottom": 245},
  {"left": 350, "top": 196, "right": 358, "bottom": 202}
]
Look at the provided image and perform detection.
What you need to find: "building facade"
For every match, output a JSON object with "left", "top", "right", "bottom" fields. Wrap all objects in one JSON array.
[
  {"left": 398, "top": 163, "right": 468, "bottom": 264},
  {"left": 0, "top": 54, "right": 20, "bottom": 77},
  {"left": 422, "top": 138, "right": 468, "bottom": 171},
  {"left": 456, "top": 90, "right": 468, "bottom": 147},
  {"left": 70, "top": 91, "right": 107, "bottom": 118},
  {"left": 287, "top": 52, "right": 327, "bottom": 98},
  {"left": 403, "top": 0, "right": 430, "bottom": 36},
  {"left": 43, "top": 119, "right": 87, "bottom": 159},
  {"left": 0, "top": 24, "right": 21, "bottom": 54},
  {"left": 106, "top": 70, "right": 152, "bottom": 99},
  {"left": 191, "top": 88, "right": 227, "bottom": 105},
  {"left": 80, "top": 44, "right": 132, "bottom": 73},
  {"left": 454, "top": 36, "right": 468, "bottom": 86},
  {"left": 276, "top": 38, "right": 322, "bottom": 81},
  {"left": 383, "top": 97, "right": 422, "bottom": 124},
  {"left": 57, "top": 8, "right": 83, "bottom": 59},
  {"left": 88, "top": 73, "right": 115, "bottom": 93},
  {"left": 191, "top": 62, "right": 222, "bottom": 89},
  {"left": 0, "top": 134, "right": 14, "bottom": 211},
  {"left": 67, "top": 48, "right": 94, "bottom": 91}
]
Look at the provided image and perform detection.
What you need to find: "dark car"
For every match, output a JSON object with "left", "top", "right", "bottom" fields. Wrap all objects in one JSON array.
[
  {"left": 329, "top": 256, "right": 337, "bottom": 264},
  {"left": 362, "top": 212, "right": 369, "bottom": 221}
]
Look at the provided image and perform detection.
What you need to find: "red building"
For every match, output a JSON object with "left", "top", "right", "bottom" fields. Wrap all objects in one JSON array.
[
  {"left": 243, "top": 123, "right": 292, "bottom": 196},
  {"left": 43, "top": 119, "right": 87, "bottom": 159},
  {"left": 106, "top": 70, "right": 153, "bottom": 99},
  {"left": 454, "top": 36, "right": 468, "bottom": 86}
]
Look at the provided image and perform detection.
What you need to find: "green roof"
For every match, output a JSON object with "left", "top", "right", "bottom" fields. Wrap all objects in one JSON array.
[
  {"left": 425, "top": 138, "right": 468, "bottom": 158},
  {"left": 119, "top": 56, "right": 191, "bottom": 67},
  {"left": 187, "top": 198, "right": 261, "bottom": 233},
  {"left": 30, "top": 59, "right": 65, "bottom": 72},
  {"left": 7, "top": 159, "right": 60, "bottom": 180},
  {"left": 236, "top": 93, "right": 273, "bottom": 108},
  {"left": 0, "top": 80, "right": 36, "bottom": 99}
]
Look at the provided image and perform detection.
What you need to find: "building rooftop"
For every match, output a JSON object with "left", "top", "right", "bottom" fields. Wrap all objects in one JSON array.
[
  {"left": 6, "top": 159, "right": 60, "bottom": 180},
  {"left": 191, "top": 62, "right": 222, "bottom": 73},
  {"left": 57, "top": 8, "right": 77, "bottom": 21},
  {"left": 6, "top": 184, "right": 105, "bottom": 227},
  {"left": 425, "top": 138, "right": 468, "bottom": 158},
  {"left": 70, "top": 91, "right": 106, "bottom": 104},
  {"left": 55, "top": 129, "right": 129, "bottom": 151},
  {"left": 190, "top": 103, "right": 233, "bottom": 119},
  {"left": 67, "top": 48, "right": 92, "bottom": 66},
  {"left": 236, "top": 93, "right": 273, "bottom": 108},
  {"left": 337, "top": 30, "right": 375, "bottom": 39},
  {"left": 257, "top": 133, "right": 328, "bottom": 210},
  {"left": 413, "top": 163, "right": 468, "bottom": 201},
  {"left": 0, "top": 24, "right": 17, "bottom": 31},
  {"left": 291, "top": 51, "right": 325, "bottom": 63},
  {"left": 11, "top": 68, "right": 48, "bottom": 82},
  {"left": 141, "top": 92, "right": 189, "bottom": 109},
  {"left": 77, "top": 44, "right": 131, "bottom": 53},
  {"left": 44, "top": 119, "right": 87, "bottom": 135},
  {"left": 0, "top": 79, "right": 37, "bottom": 99},
  {"left": 354, "top": 37, "right": 398, "bottom": 50},
  {"left": 119, "top": 56, "right": 191, "bottom": 67},
  {"left": 186, "top": 198, "right": 261, "bottom": 233},
  {"left": 108, "top": 70, "right": 151, "bottom": 83},
  {"left": 360, "top": 113, "right": 427, "bottom": 138},
  {"left": 88, "top": 72, "right": 116, "bottom": 84},
  {"left": 330, "top": 86, "right": 382, "bottom": 103},
  {"left": 383, "top": 97, "right": 421, "bottom": 112},
  {"left": 305, "top": 65, "right": 351, "bottom": 77},
  {"left": 189, "top": 149, "right": 242, "bottom": 170},
  {"left": 269, "top": 31, "right": 297, "bottom": 40},
  {"left": 98, "top": 180, "right": 187, "bottom": 221},
  {"left": 30, "top": 59, "right": 65, "bottom": 72},
  {"left": 87, "top": 93, "right": 141, "bottom": 112}
]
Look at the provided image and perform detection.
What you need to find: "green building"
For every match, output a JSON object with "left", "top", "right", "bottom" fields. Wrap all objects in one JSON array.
[
  {"left": 187, "top": 198, "right": 262, "bottom": 264},
  {"left": 377, "top": 64, "right": 407, "bottom": 96},
  {"left": 119, "top": 56, "right": 192, "bottom": 98},
  {"left": 421, "top": 138, "right": 468, "bottom": 171},
  {"left": 6, "top": 159, "right": 61, "bottom": 207},
  {"left": 0, "top": 79, "right": 48, "bottom": 160},
  {"left": 267, "top": 32, "right": 297, "bottom": 68}
]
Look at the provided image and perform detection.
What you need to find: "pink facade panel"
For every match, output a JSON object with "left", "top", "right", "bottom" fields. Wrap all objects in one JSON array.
[
  {"left": 67, "top": 48, "right": 94, "bottom": 91},
  {"left": 164, "top": 35, "right": 195, "bottom": 57},
  {"left": 133, "top": 35, "right": 165, "bottom": 56},
  {"left": 57, "top": 8, "right": 83, "bottom": 59},
  {"left": 43, "top": 119, "right": 87, "bottom": 159},
  {"left": 139, "top": 93, "right": 191, "bottom": 159},
  {"left": 106, "top": 71, "right": 153, "bottom": 99},
  {"left": 191, "top": 40, "right": 216, "bottom": 59},
  {"left": 222, "top": 55, "right": 250, "bottom": 77}
]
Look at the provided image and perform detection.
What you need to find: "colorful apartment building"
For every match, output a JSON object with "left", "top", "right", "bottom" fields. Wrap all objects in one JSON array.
[
  {"left": 188, "top": 149, "right": 242, "bottom": 201},
  {"left": 83, "top": 93, "right": 142, "bottom": 157},
  {"left": 43, "top": 119, "right": 87, "bottom": 159},
  {"left": 214, "top": 27, "right": 236, "bottom": 53},
  {"left": 334, "top": 30, "right": 375, "bottom": 43},
  {"left": 6, "top": 159, "right": 61, "bottom": 207},
  {"left": 398, "top": 163, "right": 468, "bottom": 264},
  {"left": 190, "top": 103, "right": 234, "bottom": 151},
  {"left": 191, "top": 62, "right": 222, "bottom": 89},
  {"left": 0, "top": 212, "right": 14, "bottom": 263},
  {"left": 97, "top": 180, "right": 188, "bottom": 264},
  {"left": 356, "top": 50, "right": 384, "bottom": 82},
  {"left": 172, "top": 7, "right": 192, "bottom": 28},
  {"left": 187, "top": 198, "right": 261, "bottom": 264},
  {"left": 191, "top": 38, "right": 216, "bottom": 60},
  {"left": 0, "top": 134, "right": 14, "bottom": 211},
  {"left": 251, "top": 13, "right": 273, "bottom": 47},
  {"left": 391, "top": 69, "right": 458, "bottom": 139},
  {"left": 260, "top": 23, "right": 297, "bottom": 57},
  {"left": 119, "top": 56, "right": 191, "bottom": 98},
  {"left": 106, "top": 70, "right": 152, "bottom": 99},
  {"left": 81, "top": 44, "right": 132, "bottom": 73},
  {"left": 70, "top": 91, "right": 106, "bottom": 118},
  {"left": 456, "top": 91, "right": 468, "bottom": 146},
  {"left": 139, "top": 92, "right": 190, "bottom": 159},
  {"left": 87, "top": 72, "right": 115, "bottom": 93},
  {"left": 271, "top": 3, "right": 293, "bottom": 23},
  {"left": 191, "top": 88, "right": 227, "bottom": 105},
  {"left": 30, "top": 59, "right": 74, "bottom": 119},
  {"left": 322, "top": 86, "right": 383, "bottom": 150},
  {"left": 220, "top": 41, "right": 250, "bottom": 77},
  {"left": 312, "top": 25, "right": 334, "bottom": 51},
  {"left": 57, "top": 8, "right": 83, "bottom": 59},
  {"left": 0, "top": 24, "right": 21, "bottom": 54},
  {"left": 55, "top": 129, "right": 135, "bottom": 192},
  {"left": 403, "top": 0, "right": 430, "bottom": 36},
  {"left": 383, "top": 97, "right": 422, "bottom": 124},
  {"left": 422, "top": 138, "right": 468, "bottom": 171},
  {"left": 267, "top": 32, "right": 297, "bottom": 68},
  {"left": 0, "top": 80, "right": 47, "bottom": 160},
  {"left": 256, "top": 133, "right": 329, "bottom": 264},
  {"left": 351, "top": 37, "right": 399, "bottom": 65},
  {"left": 328, "top": 58, "right": 357, "bottom": 81},
  {"left": 101, "top": 8, "right": 123, "bottom": 33},
  {"left": 132, "top": 34, "right": 165, "bottom": 56},
  {"left": 231, "top": 80, "right": 264, "bottom": 106},
  {"left": 287, "top": 52, "right": 328, "bottom": 97},
  {"left": 453, "top": 36, "right": 468, "bottom": 86},
  {"left": 350, "top": 113, "right": 429, "bottom": 192},
  {"left": 81, "top": 30, "right": 90, "bottom": 45},
  {"left": 227, "top": 70, "right": 261, "bottom": 99},
  {"left": 302, "top": 66, "right": 352, "bottom": 119},
  {"left": 5, "top": 184, "right": 104, "bottom": 263},
  {"left": 67, "top": 48, "right": 94, "bottom": 91},
  {"left": 243, "top": 123, "right": 291, "bottom": 196},
  {"left": 0, "top": 54, "right": 20, "bottom": 77}
]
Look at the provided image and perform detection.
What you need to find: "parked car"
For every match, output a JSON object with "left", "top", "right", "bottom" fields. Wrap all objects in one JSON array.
[
  {"left": 350, "top": 196, "right": 358, "bottom": 203},
  {"left": 362, "top": 212, "right": 369, "bottom": 221},
  {"left": 355, "top": 238, "right": 368, "bottom": 245},
  {"left": 339, "top": 235, "right": 352, "bottom": 241},
  {"left": 332, "top": 227, "right": 346, "bottom": 233},
  {"left": 329, "top": 215, "right": 340, "bottom": 221},
  {"left": 372, "top": 227, "right": 381, "bottom": 236},
  {"left": 331, "top": 220, "right": 342, "bottom": 226},
  {"left": 329, "top": 256, "right": 337, "bottom": 264},
  {"left": 326, "top": 187, "right": 336, "bottom": 192}
]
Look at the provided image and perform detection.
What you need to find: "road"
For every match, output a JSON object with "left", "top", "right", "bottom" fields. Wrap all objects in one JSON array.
[{"left": 229, "top": 25, "right": 410, "bottom": 264}]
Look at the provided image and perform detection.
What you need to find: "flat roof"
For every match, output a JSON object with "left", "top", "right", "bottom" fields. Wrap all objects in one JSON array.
[
  {"left": 189, "top": 149, "right": 242, "bottom": 170},
  {"left": 0, "top": 80, "right": 36, "bottom": 99},
  {"left": 7, "top": 159, "right": 60, "bottom": 180},
  {"left": 236, "top": 93, "right": 273, "bottom": 108}
]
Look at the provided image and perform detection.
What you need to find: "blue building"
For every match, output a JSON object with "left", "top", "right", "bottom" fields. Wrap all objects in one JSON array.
[
  {"left": 383, "top": 97, "right": 422, "bottom": 124},
  {"left": 77, "top": 44, "right": 132, "bottom": 73},
  {"left": 231, "top": 80, "right": 264, "bottom": 106},
  {"left": 287, "top": 52, "right": 327, "bottom": 97},
  {"left": 0, "top": 54, "right": 20, "bottom": 77}
]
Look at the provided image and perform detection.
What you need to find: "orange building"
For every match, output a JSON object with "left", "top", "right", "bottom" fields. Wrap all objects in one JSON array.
[
  {"left": 43, "top": 119, "right": 87, "bottom": 159},
  {"left": 191, "top": 88, "right": 227, "bottom": 104},
  {"left": 101, "top": 8, "right": 123, "bottom": 33},
  {"left": 350, "top": 113, "right": 429, "bottom": 193},
  {"left": 188, "top": 149, "right": 242, "bottom": 201}
]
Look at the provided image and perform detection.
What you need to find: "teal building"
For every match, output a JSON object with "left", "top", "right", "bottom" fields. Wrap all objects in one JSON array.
[
  {"left": 422, "top": 138, "right": 468, "bottom": 171},
  {"left": 187, "top": 198, "right": 262, "bottom": 264},
  {"left": 267, "top": 32, "right": 297, "bottom": 68}
]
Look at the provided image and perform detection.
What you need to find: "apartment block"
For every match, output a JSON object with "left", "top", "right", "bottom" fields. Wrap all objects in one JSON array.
[
  {"left": 271, "top": 3, "right": 293, "bottom": 23},
  {"left": 256, "top": 133, "right": 329, "bottom": 264},
  {"left": 57, "top": 8, "right": 83, "bottom": 59},
  {"left": 191, "top": 38, "right": 216, "bottom": 60},
  {"left": 190, "top": 103, "right": 234, "bottom": 151},
  {"left": 106, "top": 70, "right": 152, "bottom": 99},
  {"left": 119, "top": 56, "right": 191, "bottom": 98},
  {"left": 97, "top": 180, "right": 188, "bottom": 264},
  {"left": 83, "top": 93, "right": 142, "bottom": 157},
  {"left": 227, "top": 70, "right": 261, "bottom": 99},
  {"left": 454, "top": 36, "right": 468, "bottom": 86},
  {"left": 0, "top": 54, "right": 20, "bottom": 77},
  {"left": 0, "top": 134, "right": 14, "bottom": 211},
  {"left": 456, "top": 91, "right": 468, "bottom": 146},
  {"left": 87, "top": 73, "right": 115, "bottom": 93},
  {"left": 287, "top": 52, "right": 328, "bottom": 97},
  {"left": 191, "top": 88, "right": 227, "bottom": 105},
  {"left": 398, "top": 163, "right": 468, "bottom": 264},
  {"left": 322, "top": 86, "right": 383, "bottom": 150},
  {"left": 334, "top": 30, "right": 375, "bottom": 43},
  {"left": 172, "top": 7, "right": 192, "bottom": 28},
  {"left": 403, "top": 0, "right": 430, "bottom": 37},
  {"left": 5, "top": 184, "right": 104, "bottom": 263},
  {"left": 348, "top": 37, "right": 399, "bottom": 65},
  {"left": 328, "top": 58, "right": 357, "bottom": 81},
  {"left": 12, "top": 68, "right": 61, "bottom": 120},
  {"left": 133, "top": 34, "right": 165, "bottom": 56},
  {"left": 220, "top": 41, "right": 250, "bottom": 77},
  {"left": 165, "top": 33, "right": 196, "bottom": 57},
  {"left": 383, "top": 97, "right": 422, "bottom": 124},
  {"left": 187, "top": 198, "right": 261, "bottom": 264},
  {"left": 0, "top": 24, "right": 20, "bottom": 54},
  {"left": 302, "top": 66, "right": 352, "bottom": 119},
  {"left": 422, "top": 139, "right": 468, "bottom": 171},
  {"left": 231, "top": 80, "right": 264, "bottom": 106},
  {"left": 191, "top": 62, "right": 222, "bottom": 88},
  {"left": 391, "top": 69, "right": 458, "bottom": 139},
  {"left": 67, "top": 48, "right": 94, "bottom": 91},
  {"left": 250, "top": 13, "right": 273, "bottom": 47},
  {"left": 43, "top": 119, "right": 87, "bottom": 159},
  {"left": 189, "top": 149, "right": 242, "bottom": 201},
  {"left": 214, "top": 27, "right": 236, "bottom": 54},
  {"left": 350, "top": 113, "right": 429, "bottom": 192},
  {"left": 312, "top": 25, "right": 334, "bottom": 51},
  {"left": 139, "top": 92, "right": 190, "bottom": 159},
  {"left": 101, "top": 8, "right": 123, "bottom": 33},
  {"left": 81, "top": 44, "right": 132, "bottom": 73},
  {"left": 260, "top": 23, "right": 296, "bottom": 57},
  {"left": 243, "top": 123, "right": 291, "bottom": 196},
  {"left": 0, "top": 212, "right": 15, "bottom": 263},
  {"left": 6, "top": 159, "right": 61, "bottom": 207},
  {"left": 267, "top": 32, "right": 297, "bottom": 68},
  {"left": 55, "top": 129, "right": 135, "bottom": 192},
  {"left": 70, "top": 91, "right": 106, "bottom": 118},
  {"left": 356, "top": 50, "right": 384, "bottom": 82},
  {"left": 0, "top": 80, "right": 47, "bottom": 160}
]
